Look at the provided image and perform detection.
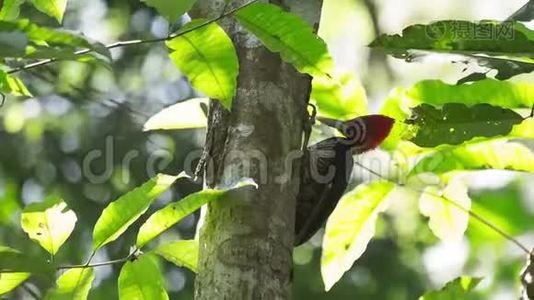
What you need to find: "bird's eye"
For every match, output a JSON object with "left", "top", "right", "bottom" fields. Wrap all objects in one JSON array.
[{"left": 342, "top": 119, "right": 366, "bottom": 145}]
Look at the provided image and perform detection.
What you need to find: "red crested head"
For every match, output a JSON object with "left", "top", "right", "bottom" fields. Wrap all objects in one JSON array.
[
  {"left": 356, "top": 115, "right": 395, "bottom": 150},
  {"left": 317, "top": 114, "right": 395, "bottom": 152}
]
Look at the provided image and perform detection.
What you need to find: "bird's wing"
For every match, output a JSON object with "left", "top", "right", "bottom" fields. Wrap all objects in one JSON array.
[
  {"left": 294, "top": 137, "right": 352, "bottom": 246},
  {"left": 295, "top": 180, "right": 334, "bottom": 245}
]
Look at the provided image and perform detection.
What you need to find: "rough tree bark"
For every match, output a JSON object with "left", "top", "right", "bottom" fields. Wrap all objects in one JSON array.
[{"left": 192, "top": 0, "right": 323, "bottom": 299}]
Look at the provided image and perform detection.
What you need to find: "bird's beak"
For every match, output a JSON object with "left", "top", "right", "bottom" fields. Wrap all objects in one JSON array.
[{"left": 317, "top": 116, "right": 345, "bottom": 132}]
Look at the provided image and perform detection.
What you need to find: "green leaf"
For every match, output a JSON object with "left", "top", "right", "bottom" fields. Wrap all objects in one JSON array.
[
  {"left": 407, "top": 103, "right": 525, "bottom": 147},
  {"left": 235, "top": 3, "right": 364, "bottom": 119},
  {"left": 0, "top": 180, "right": 20, "bottom": 225},
  {"left": 21, "top": 197, "right": 77, "bottom": 255},
  {"left": 29, "top": 0, "right": 68, "bottom": 23},
  {"left": 379, "top": 88, "right": 409, "bottom": 150},
  {"left": 118, "top": 254, "right": 168, "bottom": 300},
  {"left": 0, "top": 272, "right": 30, "bottom": 295},
  {"left": 166, "top": 20, "right": 238, "bottom": 109},
  {"left": 311, "top": 72, "right": 368, "bottom": 119},
  {"left": 467, "top": 184, "right": 531, "bottom": 246},
  {"left": 370, "top": 20, "right": 534, "bottom": 57},
  {"left": 141, "top": 0, "right": 197, "bottom": 23},
  {"left": 45, "top": 268, "right": 95, "bottom": 300},
  {"left": 152, "top": 240, "right": 198, "bottom": 272},
  {"left": 136, "top": 178, "right": 256, "bottom": 247},
  {"left": 25, "top": 26, "right": 90, "bottom": 49},
  {"left": 419, "top": 276, "right": 482, "bottom": 300},
  {"left": 0, "top": 71, "right": 32, "bottom": 96},
  {"left": 0, "top": 248, "right": 33, "bottom": 296},
  {"left": 92, "top": 174, "right": 182, "bottom": 250},
  {"left": 143, "top": 98, "right": 208, "bottom": 131},
  {"left": 405, "top": 79, "right": 534, "bottom": 108},
  {"left": 235, "top": 2, "right": 334, "bottom": 78},
  {"left": 0, "top": 246, "right": 52, "bottom": 273},
  {"left": 379, "top": 79, "right": 534, "bottom": 149},
  {"left": 457, "top": 58, "right": 534, "bottom": 84},
  {"left": 370, "top": 20, "right": 534, "bottom": 81},
  {"left": 0, "top": 0, "right": 24, "bottom": 21},
  {"left": 321, "top": 181, "right": 394, "bottom": 291},
  {"left": 0, "top": 20, "right": 111, "bottom": 67},
  {"left": 410, "top": 140, "right": 534, "bottom": 176},
  {"left": 136, "top": 189, "right": 223, "bottom": 248},
  {"left": 511, "top": 118, "right": 534, "bottom": 138},
  {"left": 419, "top": 178, "right": 471, "bottom": 242}
]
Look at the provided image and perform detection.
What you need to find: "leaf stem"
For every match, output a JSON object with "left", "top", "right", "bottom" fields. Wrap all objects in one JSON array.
[
  {"left": 6, "top": 0, "right": 259, "bottom": 75},
  {"left": 0, "top": 250, "right": 138, "bottom": 273},
  {"left": 83, "top": 250, "right": 97, "bottom": 267},
  {"left": 57, "top": 256, "right": 129, "bottom": 270},
  {"left": 57, "top": 247, "right": 141, "bottom": 270}
]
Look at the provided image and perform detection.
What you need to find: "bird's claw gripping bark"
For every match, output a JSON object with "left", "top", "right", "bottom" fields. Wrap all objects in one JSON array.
[{"left": 302, "top": 103, "right": 317, "bottom": 151}]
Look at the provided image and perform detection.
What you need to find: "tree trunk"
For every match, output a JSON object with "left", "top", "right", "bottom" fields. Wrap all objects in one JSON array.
[{"left": 192, "top": 0, "right": 323, "bottom": 299}]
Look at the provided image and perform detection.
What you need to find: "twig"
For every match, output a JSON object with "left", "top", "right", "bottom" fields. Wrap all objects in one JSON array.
[
  {"left": 22, "top": 283, "right": 40, "bottom": 300},
  {"left": 506, "top": 0, "right": 534, "bottom": 21},
  {"left": 220, "top": 1, "right": 231, "bottom": 18},
  {"left": 6, "top": 0, "right": 259, "bottom": 75},
  {"left": 353, "top": 161, "right": 531, "bottom": 254},
  {"left": 57, "top": 256, "right": 130, "bottom": 270},
  {"left": 57, "top": 247, "right": 140, "bottom": 271},
  {"left": 84, "top": 250, "right": 97, "bottom": 267},
  {"left": 106, "top": 98, "right": 150, "bottom": 119}
]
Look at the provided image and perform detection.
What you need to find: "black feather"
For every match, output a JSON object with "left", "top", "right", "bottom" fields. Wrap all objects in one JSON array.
[{"left": 294, "top": 137, "right": 354, "bottom": 246}]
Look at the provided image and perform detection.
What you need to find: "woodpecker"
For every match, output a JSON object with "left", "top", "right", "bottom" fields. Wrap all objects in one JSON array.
[{"left": 294, "top": 114, "right": 395, "bottom": 246}]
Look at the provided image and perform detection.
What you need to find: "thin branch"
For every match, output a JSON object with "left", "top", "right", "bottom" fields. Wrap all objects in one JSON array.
[
  {"left": 353, "top": 161, "right": 531, "bottom": 254},
  {"left": 57, "top": 256, "right": 130, "bottom": 270},
  {"left": 7, "top": 0, "right": 259, "bottom": 75},
  {"left": 22, "top": 283, "right": 40, "bottom": 300},
  {"left": 84, "top": 250, "right": 97, "bottom": 267},
  {"left": 506, "top": 0, "right": 534, "bottom": 21},
  {"left": 57, "top": 247, "right": 140, "bottom": 271}
]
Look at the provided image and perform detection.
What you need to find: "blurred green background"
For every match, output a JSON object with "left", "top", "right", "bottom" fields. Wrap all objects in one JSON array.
[{"left": 1, "top": 0, "right": 533, "bottom": 299}]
